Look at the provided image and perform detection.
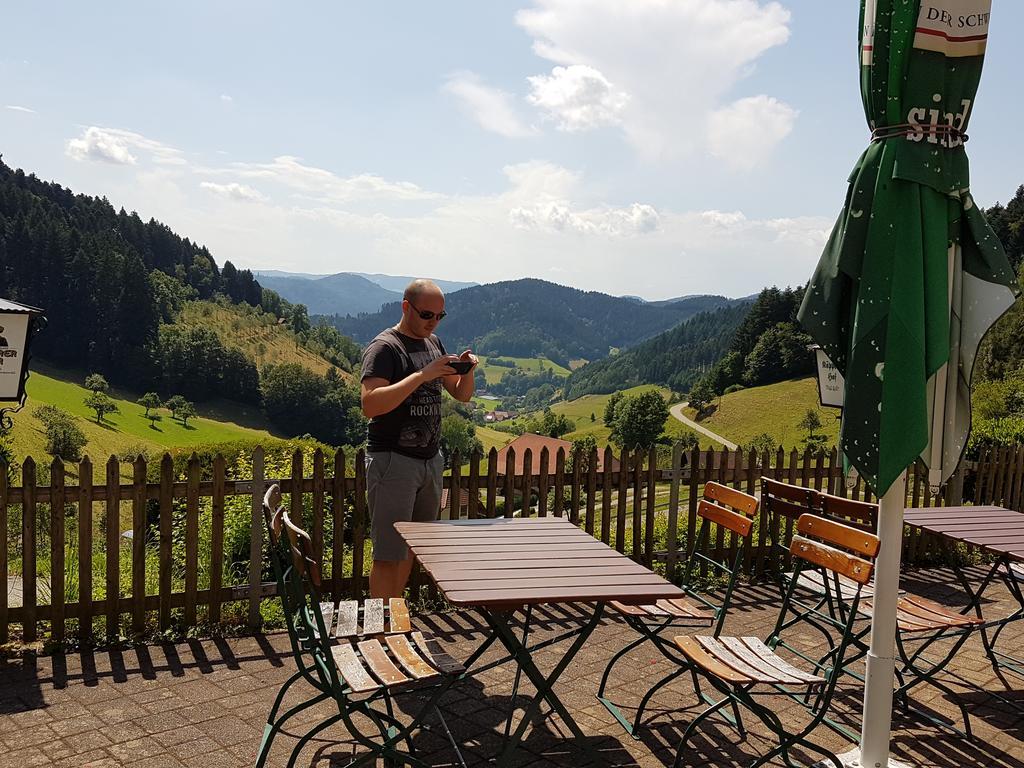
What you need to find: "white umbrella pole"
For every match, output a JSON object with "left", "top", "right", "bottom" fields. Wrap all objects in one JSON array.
[{"left": 858, "top": 473, "right": 908, "bottom": 768}]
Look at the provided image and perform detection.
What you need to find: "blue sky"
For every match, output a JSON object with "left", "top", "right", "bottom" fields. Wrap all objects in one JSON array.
[{"left": 2, "top": 1, "right": 1021, "bottom": 300}]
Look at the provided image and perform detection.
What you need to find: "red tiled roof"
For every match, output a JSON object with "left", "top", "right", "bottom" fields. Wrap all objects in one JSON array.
[{"left": 495, "top": 433, "right": 619, "bottom": 475}]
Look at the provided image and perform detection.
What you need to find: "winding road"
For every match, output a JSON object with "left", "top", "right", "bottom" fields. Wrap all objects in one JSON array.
[{"left": 669, "top": 402, "right": 738, "bottom": 450}]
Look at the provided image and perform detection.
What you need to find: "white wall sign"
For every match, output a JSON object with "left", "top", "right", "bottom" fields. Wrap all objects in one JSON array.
[
  {"left": 814, "top": 347, "right": 845, "bottom": 409},
  {"left": 0, "top": 313, "right": 31, "bottom": 401}
]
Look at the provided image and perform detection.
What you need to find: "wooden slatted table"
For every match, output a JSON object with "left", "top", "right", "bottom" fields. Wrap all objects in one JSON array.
[
  {"left": 395, "top": 516, "right": 686, "bottom": 766},
  {"left": 903, "top": 505, "right": 1024, "bottom": 680}
]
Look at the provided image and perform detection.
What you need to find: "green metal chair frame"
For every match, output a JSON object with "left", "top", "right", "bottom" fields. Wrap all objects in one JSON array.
[
  {"left": 255, "top": 485, "right": 465, "bottom": 768},
  {"left": 671, "top": 513, "right": 879, "bottom": 768},
  {"left": 811, "top": 493, "right": 983, "bottom": 739},
  {"left": 761, "top": 480, "right": 983, "bottom": 739},
  {"left": 597, "top": 481, "right": 759, "bottom": 737}
]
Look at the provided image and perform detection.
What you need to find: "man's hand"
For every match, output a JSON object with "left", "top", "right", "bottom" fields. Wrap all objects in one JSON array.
[
  {"left": 419, "top": 354, "right": 459, "bottom": 381},
  {"left": 458, "top": 350, "right": 479, "bottom": 369}
]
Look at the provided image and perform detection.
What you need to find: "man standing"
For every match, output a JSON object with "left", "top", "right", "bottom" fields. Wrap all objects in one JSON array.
[{"left": 360, "top": 279, "right": 477, "bottom": 598}]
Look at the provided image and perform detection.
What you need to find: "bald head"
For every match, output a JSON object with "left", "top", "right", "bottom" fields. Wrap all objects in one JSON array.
[
  {"left": 403, "top": 279, "right": 443, "bottom": 303},
  {"left": 399, "top": 279, "right": 446, "bottom": 339}
]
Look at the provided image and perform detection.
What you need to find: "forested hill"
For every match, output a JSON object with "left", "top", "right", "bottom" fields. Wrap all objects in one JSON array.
[
  {"left": 0, "top": 157, "right": 264, "bottom": 382},
  {"left": 324, "top": 278, "right": 740, "bottom": 366},
  {"left": 561, "top": 302, "right": 753, "bottom": 398}
]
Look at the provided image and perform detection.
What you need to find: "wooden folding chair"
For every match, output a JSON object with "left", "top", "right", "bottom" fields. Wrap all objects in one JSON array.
[
  {"left": 256, "top": 485, "right": 466, "bottom": 768},
  {"left": 671, "top": 514, "right": 879, "bottom": 768},
  {"left": 816, "top": 493, "right": 984, "bottom": 738},
  {"left": 597, "top": 481, "right": 759, "bottom": 737}
]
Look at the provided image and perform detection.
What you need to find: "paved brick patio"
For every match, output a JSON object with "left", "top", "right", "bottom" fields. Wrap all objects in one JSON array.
[{"left": 0, "top": 568, "right": 1021, "bottom": 767}]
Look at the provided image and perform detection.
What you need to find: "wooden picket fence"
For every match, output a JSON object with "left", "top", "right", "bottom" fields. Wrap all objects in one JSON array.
[{"left": 1, "top": 442, "right": 1021, "bottom": 645}]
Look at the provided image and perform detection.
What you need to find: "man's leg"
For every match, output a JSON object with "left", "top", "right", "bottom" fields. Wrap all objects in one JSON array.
[
  {"left": 366, "top": 452, "right": 417, "bottom": 599},
  {"left": 370, "top": 556, "right": 415, "bottom": 599}
]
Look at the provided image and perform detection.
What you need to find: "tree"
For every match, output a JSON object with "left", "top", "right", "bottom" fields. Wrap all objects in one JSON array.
[
  {"left": 146, "top": 411, "right": 162, "bottom": 428},
  {"left": 177, "top": 400, "right": 197, "bottom": 426},
  {"left": 603, "top": 391, "right": 624, "bottom": 426},
  {"left": 440, "top": 414, "right": 482, "bottom": 466},
  {"left": 568, "top": 435, "right": 598, "bottom": 474},
  {"left": 742, "top": 322, "right": 814, "bottom": 387},
  {"left": 84, "top": 373, "right": 109, "bottom": 393},
  {"left": 84, "top": 391, "right": 119, "bottom": 423},
  {"left": 35, "top": 405, "right": 87, "bottom": 460},
  {"left": 610, "top": 390, "right": 669, "bottom": 450},
  {"left": 746, "top": 432, "right": 778, "bottom": 456},
  {"left": 687, "top": 380, "right": 715, "bottom": 414},
  {"left": 590, "top": 412, "right": 596, "bottom": 422},
  {"left": 138, "top": 392, "right": 162, "bottom": 417},
  {"left": 797, "top": 409, "right": 827, "bottom": 451},
  {"left": 165, "top": 394, "right": 189, "bottom": 420}
]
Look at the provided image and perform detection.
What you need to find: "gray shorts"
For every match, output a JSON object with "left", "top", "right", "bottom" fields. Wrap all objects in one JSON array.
[{"left": 366, "top": 451, "right": 443, "bottom": 562}]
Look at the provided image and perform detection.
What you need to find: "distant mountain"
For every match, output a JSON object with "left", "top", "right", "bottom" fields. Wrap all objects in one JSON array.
[
  {"left": 562, "top": 301, "right": 754, "bottom": 398},
  {"left": 349, "top": 272, "right": 477, "bottom": 294},
  {"left": 254, "top": 270, "right": 478, "bottom": 315},
  {"left": 256, "top": 272, "right": 401, "bottom": 315},
  {"left": 324, "top": 278, "right": 740, "bottom": 366}
]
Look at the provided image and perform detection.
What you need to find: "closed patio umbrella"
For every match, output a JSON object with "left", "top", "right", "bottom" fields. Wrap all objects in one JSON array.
[{"left": 798, "top": 1, "right": 1018, "bottom": 765}]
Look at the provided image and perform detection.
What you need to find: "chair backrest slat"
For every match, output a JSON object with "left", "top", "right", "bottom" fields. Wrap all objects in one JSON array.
[
  {"left": 697, "top": 499, "right": 752, "bottom": 537},
  {"left": 789, "top": 512, "right": 877, "bottom": 586},
  {"left": 797, "top": 515, "right": 879, "bottom": 559},
  {"left": 819, "top": 492, "right": 876, "bottom": 530},
  {"left": 704, "top": 481, "right": 759, "bottom": 517}
]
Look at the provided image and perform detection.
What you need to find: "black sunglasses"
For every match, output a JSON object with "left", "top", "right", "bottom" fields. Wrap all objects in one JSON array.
[{"left": 407, "top": 300, "right": 447, "bottom": 321}]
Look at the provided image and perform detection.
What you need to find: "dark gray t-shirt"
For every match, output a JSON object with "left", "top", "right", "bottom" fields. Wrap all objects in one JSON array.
[{"left": 360, "top": 328, "right": 446, "bottom": 459}]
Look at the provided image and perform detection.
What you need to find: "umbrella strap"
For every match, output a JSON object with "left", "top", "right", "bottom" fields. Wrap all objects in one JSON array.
[{"left": 870, "top": 123, "right": 968, "bottom": 144}]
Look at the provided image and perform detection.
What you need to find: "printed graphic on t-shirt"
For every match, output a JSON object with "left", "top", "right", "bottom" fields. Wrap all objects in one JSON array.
[{"left": 401, "top": 349, "right": 442, "bottom": 449}]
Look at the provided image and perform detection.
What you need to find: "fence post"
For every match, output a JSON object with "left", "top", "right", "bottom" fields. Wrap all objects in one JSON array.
[
  {"left": 521, "top": 449, "right": 533, "bottom": 518},
  {"left": 486, "top": 448, "right": 498, "bottom": 518},
  {"left": 449, "top": 451, "right": 462, "bottom": 520},
  {"left": 332, "top": 449, "right": 346, "bottom": 601},
  {"left": 469, "top": 449, "right": 482, "bottom": 519},
  {"left": 554, "top": 447, "right": 567, "bottom": 519},
  {"left": 504, "top": 447, "right": 516, "bottom": 519},
  {"left": 312, "top": 448, "right": 325, "bottom": 562},
  {"left": 615, "top": 449, "right": 628, "bottom": 554},
  {"left": 537, "top": 447, "right": 549, "bottom": 518},
  {"left": 22, "top": 457, "right": 37, "bottom": 643},
  {"left": 666, "top": 443, "right": 683, "bottom": 581},
  {"left": 209, "top": 455, "right": 225, "bottom": 628},
  {"left": 584, "top": 447, "right": 596, "bottom": 535},
  {"left": 82, "top": 456, "right": 95, "bottom": 638},
  {"left": 106, "top": 456, "right": 122, "bottom": 638},
  {"left": 248, "top": 447, "right": 265, "bottom": 629},
  {"left": 131, "top": 456, "right": 148, "bottom": 635},
  {"left": 50, "top": 458, "right": 65, "bottom": 645},
  {"left": 352, "top": 448, "right": 367, "bottom": 598}
]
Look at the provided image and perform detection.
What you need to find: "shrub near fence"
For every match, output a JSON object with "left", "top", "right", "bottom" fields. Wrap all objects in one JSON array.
[{"left": 2, "top": 442, "right": 1023, "bottom": 646}]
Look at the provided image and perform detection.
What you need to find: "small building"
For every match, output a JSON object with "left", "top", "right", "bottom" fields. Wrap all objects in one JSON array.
[
  {"left": 439, "top": 487, "right": 472, "bottom": 515},
  {"left": 484, "top": 410, "right": 512, "bottom": 423}
]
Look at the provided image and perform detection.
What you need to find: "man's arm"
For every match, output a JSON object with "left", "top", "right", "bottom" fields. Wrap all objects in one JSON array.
[
  {"left": 442, "top": 350, "right": 478, "bottom": 402},
  {"left": 362, "top": 354, "right": 459, "bottom": 418}
]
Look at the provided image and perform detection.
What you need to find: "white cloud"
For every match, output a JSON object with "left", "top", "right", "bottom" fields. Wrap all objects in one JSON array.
[
  {"left": 225, "top": 155, "right": 442, "bottom": 203},
  {"left": 443, "top": 71, "right": 538, "bottom": 138},
  {"left": 5, "top": 105, "right": 36, "bottom": 114},
  {"left": 220, "top": 94, "right": 233, "bottom": 104},
  {"left": 708, "top": 95, "right": 797, "bottom": 170},
  {"left": 65, "top": 126, "right": 185, "bottom": 166},
  {"left": 527, "top": 64, "right": 628, "bottom": 131},
  {"left": 515, "top": 0, "right": 795, "bottom": 163},
  {"left": 200, "top": 181, "right": 266, "bottom": 203}
]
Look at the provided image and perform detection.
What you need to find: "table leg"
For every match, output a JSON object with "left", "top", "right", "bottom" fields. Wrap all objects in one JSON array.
[{"left": 485, "top": 603, "right": 606, "bottom": 767}]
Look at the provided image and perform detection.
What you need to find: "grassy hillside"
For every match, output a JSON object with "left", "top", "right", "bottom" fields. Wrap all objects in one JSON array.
[
  {"left": 178, "top": 302, "right": 349, "bottom": 378},
  {"left": 477, "top": 355, "right": 570, "bottom": 385},
  {"left": 683, "top": 377, "right": 839, "bottom": 450},
  {"left": 7, "top": 364, "right": 280, "bottom": 465},
  {"left": 497, "top": 384, "right": 698, "bottom": 449}
]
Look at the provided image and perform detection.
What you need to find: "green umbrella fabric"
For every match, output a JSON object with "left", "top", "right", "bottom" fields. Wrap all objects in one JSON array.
[{"left": 799, "top": 0, "right": 1019, "bottom": 495}]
